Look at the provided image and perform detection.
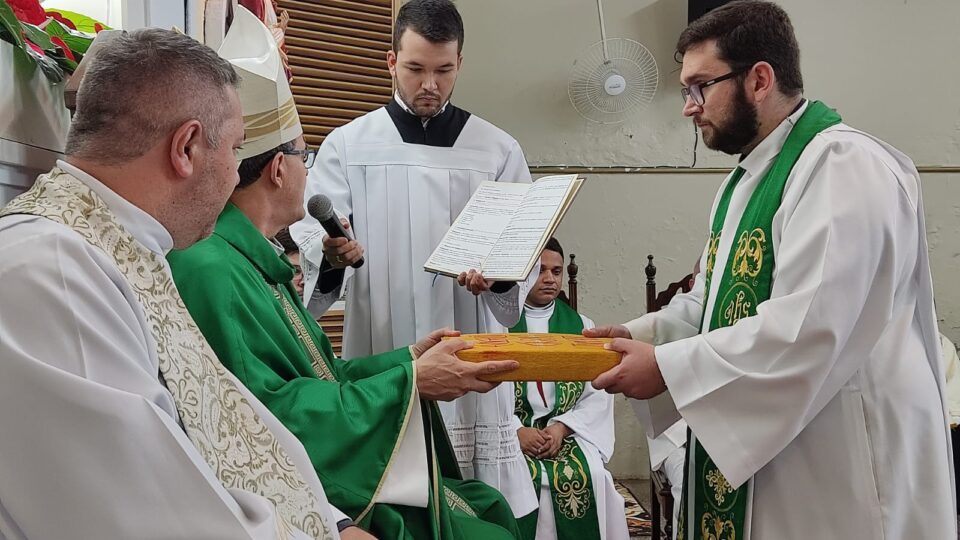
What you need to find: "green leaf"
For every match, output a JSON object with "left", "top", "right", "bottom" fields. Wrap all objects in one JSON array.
[
  {"left": 20, "top": 21, "right": 55, "bottom": 51},
  {"left": 0, "top": 0, "right": 25, "bottom": 49},
  {"left": 45, "top": 19, "right": 93, "bottom": 54},
  {"left": 44, "top": 43, "right": 77, "bottom": 71},
  {"left": 42, "top": 9, "right": 110, "bottom": 34},
  {"left": 23, "top": 45, "right": 66, "bottom": 82}
]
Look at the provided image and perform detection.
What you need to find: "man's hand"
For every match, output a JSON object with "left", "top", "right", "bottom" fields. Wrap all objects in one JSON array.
[
  {"left": 410, "top": 328, "right": 461, "bottom": 359},
  {"left": 340, "top": 526, "right": 377, "bottom": 540},
  {"left": 591, "top": 338, "right": 667, "bottom": 399},
  {"left": 583, "top": 324, "right": 632, "bottom": 339},
  {"left": 457, "top": 269, "right": 495, "bottom": 296},
  {"left": 538, "top": 422, "right": 572, "bottom": 459},
  {"left": 517, "top": 427, "right": 548, "bottom": 458},
  {"left": 415, "top": 339, "right": 519, "bottom": 401},
  {"left": 322, "top": 218, "right": 364, "bottom": 269}
]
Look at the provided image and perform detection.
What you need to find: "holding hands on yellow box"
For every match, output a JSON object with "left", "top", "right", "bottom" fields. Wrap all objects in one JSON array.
[
  {"left": 445, "top": 332, "right": 621, "bottom": 382},
  {"left": 584, "top": 325, "right": 669, "bottom": 399}
]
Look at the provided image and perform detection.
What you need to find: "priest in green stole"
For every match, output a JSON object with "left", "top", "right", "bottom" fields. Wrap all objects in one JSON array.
[
  {"left": 508, "top": 239, "right": 628, "bottom": 540},
  {"left": 168, "top": 8, "right": 522, "bottom": 540},
  {"left": 587, "top": 2, "right": 954, "bottom": 540}
]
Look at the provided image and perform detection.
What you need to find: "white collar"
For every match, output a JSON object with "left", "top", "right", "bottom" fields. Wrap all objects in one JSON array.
[
  {"left": 57, "top": 160, "right": 174, "bottom": 255},
  {"left": 738, "top": 99, "right": 809, "bottom": 177},
  {"left": 524, "top": 300, "right": 555, "bottom": 319},
  {"left": 268, "top": 238, "right": 284, "bottom": 256},
  {"left": 393, "top": 91, "right": 449, "bottom": 126}
]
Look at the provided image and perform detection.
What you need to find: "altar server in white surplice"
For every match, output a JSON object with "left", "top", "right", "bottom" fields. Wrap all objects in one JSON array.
[
  {"left": 0, "top": 29, "right": 353, "bottom": 540},
  {"left": 291, "top": 0, "right": 538, "bottom": 518},
  {"left": 507, "top": 239, "right": 629, "bottom": 540}
]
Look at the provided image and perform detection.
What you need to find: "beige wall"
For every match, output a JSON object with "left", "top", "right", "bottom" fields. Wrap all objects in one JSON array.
[{"left": 453, "top": 0, "right": 960, "bottom": 478}]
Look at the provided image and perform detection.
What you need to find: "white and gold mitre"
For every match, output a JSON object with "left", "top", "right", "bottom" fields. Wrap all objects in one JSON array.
[{"left": 218, "top": 5, "right": 301, "bottom": 160}]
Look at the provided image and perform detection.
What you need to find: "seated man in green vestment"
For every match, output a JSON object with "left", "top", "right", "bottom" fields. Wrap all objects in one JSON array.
[
  {"left": 509, "top": 239, "right": 628, "bottom": 540},
  {"left": 167, "top": 8, "right": 522, "bottom": 540}
]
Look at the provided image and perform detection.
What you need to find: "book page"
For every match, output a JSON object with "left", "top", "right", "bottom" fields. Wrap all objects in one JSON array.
[
  {"left": 423, "top": 181, "right": 530, "bottom": 277},
  {"left": 480, "top": 175, "right": 579, "bottom": 280}
]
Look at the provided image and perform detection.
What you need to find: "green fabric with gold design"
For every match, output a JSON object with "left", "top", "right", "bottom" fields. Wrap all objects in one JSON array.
[
  {"left": 168, "top": 203, "right": 521, "bottom": 540},
  {"left": 510, "top": 300, "right": 602, "bottom": 540},
  {"left": 676, "top": 101, "right": 842, "bottom": 540}
]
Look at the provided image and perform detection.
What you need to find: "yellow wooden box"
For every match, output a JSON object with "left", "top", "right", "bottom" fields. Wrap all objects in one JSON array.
[{"left": 446, "top": 333, "right": 621, "bottom": 381}]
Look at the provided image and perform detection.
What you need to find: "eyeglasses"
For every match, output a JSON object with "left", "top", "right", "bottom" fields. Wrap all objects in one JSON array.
[
  {"left": 283, "top": 147, "right": 317, "bottom": 169},
  {"left": 680, "top": 67, "right": 749, "bottom": 106}
]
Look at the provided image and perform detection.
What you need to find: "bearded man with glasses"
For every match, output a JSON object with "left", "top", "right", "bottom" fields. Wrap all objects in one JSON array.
[{"left": 587, "top": 1, "right": 955, "bottom": 539}]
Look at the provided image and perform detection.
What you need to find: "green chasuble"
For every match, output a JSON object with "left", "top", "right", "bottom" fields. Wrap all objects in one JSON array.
[
  {"left": 676, "top": 101, "right": 842, "bottom": 540},
  {"left": 510, "top": 300, "right": 601, "bottom": 540},
  {"left": 168, "top": 203, "right": 521, "bottom": 540}
]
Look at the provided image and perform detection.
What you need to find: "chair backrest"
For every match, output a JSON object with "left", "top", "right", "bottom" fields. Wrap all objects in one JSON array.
[
  {"left": 566, "top": 253, "right": 578, "bottom": 310},
  {"left": 645, "top": 254, "right": 693, "bottom": 313}
]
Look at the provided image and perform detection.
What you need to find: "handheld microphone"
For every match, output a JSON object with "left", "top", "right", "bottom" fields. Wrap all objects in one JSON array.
[{"left": 307, "top": 194, "right": 364, "bottom": 269}]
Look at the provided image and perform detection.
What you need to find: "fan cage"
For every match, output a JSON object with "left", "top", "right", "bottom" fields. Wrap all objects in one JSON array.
[{"left": 568, "top": 38, "right": 659, "bottom": 124}]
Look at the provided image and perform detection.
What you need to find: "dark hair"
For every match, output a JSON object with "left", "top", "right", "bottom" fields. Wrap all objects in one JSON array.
[
  {"left": 676, "top": 0, "right": 803, "bottom": 96},
  {"left": 274, "top": 227, "right": 299, "bottom": 254},
  {"left": 236, "top": 140, "right": 297, "bottom": 188},
  {"left": 393, "top": 0, "right": 464, "bottom": 54},
  {"left": 543, "top": 237, "right": 563, "bottom": 260}
]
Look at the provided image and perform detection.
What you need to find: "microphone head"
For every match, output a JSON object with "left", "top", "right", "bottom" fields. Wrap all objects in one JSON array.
[{"left": 307, "top": 194, "right": 335, "bottom": 222}]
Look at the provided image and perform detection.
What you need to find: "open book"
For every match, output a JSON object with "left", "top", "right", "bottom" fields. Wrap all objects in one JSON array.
[{"left": 424, "top": 174, "right": 583, "bottom": 281}]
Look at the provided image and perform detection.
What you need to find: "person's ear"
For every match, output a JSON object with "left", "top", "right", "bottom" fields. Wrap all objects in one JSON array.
[
  {"left": 268, "top": 151, "right": 285, "bottom": 188},
  {"left": 387, "top": 50, "right": 398, "bottom": 78},
  {"left": 747, "top": 61, "right": 776, "bottom": 104},
  {"left": 169, "top": 119, "right": 204, "bottom": 178}
]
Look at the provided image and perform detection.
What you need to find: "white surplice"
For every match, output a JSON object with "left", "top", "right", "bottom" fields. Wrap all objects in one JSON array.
[
  {"left": 629, "top": 102, "right": 955, "bottom": 539},
  {"left": 0, "top": 161, "right": 344, "bottom": 540},
  {"left": 516, "top": 303, "right": 629, "bottom": 540},
  {"left": 290, "top": 100, "right": 539, "bottom": 517}
]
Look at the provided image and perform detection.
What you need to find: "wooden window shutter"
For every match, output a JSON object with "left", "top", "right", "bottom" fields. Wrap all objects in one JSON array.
[{"left": 278, "top": 0, "right": 395, "bottom": 147}]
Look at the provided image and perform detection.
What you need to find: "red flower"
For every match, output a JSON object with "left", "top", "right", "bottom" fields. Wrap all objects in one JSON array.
[
  {"left": 7, "top": 0, "right": 46, "bottom": 25},
  {"left": 45, "top": 10, "right": 77, "bottom": 30},
  {"left": 24, "top": 38, "right": 43, "bottom": 56},
  {"left": 50, "top": 35, "right": 75, "bottom": 61}
]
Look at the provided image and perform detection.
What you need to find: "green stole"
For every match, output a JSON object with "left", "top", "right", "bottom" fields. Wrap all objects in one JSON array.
[
  {"left": 510, "top": 300, "right": 602, "bottom": 540},
  {"left": 677, "top": 101, "right": 842, "bottom": 540}
]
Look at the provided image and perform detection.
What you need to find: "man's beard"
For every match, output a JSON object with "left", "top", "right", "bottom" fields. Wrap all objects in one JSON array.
[
  {"left": 397, "top": 85, "right": 450, "bottom": 118},
  {"left": 701, "top": 84, "right": 759, "bottom": 156}
]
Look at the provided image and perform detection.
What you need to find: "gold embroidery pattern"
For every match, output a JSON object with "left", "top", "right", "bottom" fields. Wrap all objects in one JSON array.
[
  {"left": 705, "top": 230, "right": 721, "bottom": 278},
  {"left": 271, "top": 286, "right": 335, "bottom": 381},
  {"left": 719, "top": 286, "right": 756, "bottom": 327},
  {"left": 444, "top": 486, "right": 478, "bottom": 517},
  {"left": 700, "top": 512, "right": 736, "bottom": 540},
  {"left": 705, "top": 468, "right": 735, "bottom": 507},
  {"left": 731, "top": 228, "right": 765, "bottom": 279},
  {"left": 514, "top": 381, "right": 531, "bottom": 425},
  {"left": 549, "top": 439, "right": 592, "bottom": 520},
  {"left": 1, "top": 171, "right": 333, "bottom": 540},
  {"left": 554, "top": 382, "right": 584, "bottom": 415}
]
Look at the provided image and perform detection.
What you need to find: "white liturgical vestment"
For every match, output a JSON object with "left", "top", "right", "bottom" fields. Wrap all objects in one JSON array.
[
  {"left": 0, "top": 161, "right": 345, "bottom": 540},
  {"left": 629, "top": 102, "right": 955, "bottom": 539},
  {"left": 291, "top": 97, "right": 539, "bottom": 517}
]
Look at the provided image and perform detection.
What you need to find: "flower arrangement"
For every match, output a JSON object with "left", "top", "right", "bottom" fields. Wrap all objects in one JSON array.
[{"left": 0, "top": 0, "right": 108, "bottom": 82}]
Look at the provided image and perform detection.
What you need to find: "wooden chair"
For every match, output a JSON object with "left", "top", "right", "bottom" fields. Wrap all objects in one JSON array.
[
  {"left": 560, "top": 253, "right": 579, "bottom": 309},
  {"left": 645, "top": 254, "right": 693, "bottom": 540},
  {"left": 317, "top": 307, "right": 345, "bottom": 357}
]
